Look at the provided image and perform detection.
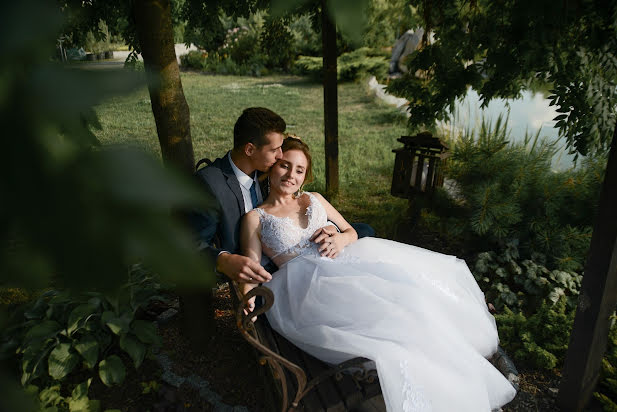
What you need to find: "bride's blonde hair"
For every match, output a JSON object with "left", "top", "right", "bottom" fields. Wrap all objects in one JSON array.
[{"left": 281, "top": 135, "right": 314, "bottom": 186}]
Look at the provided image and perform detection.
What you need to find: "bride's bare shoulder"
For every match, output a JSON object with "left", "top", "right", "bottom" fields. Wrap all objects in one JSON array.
[
  {"left": 242, "top": 209, "right": 261, "bottom": 226},
  {"left": 307, "top": 191, "right": 325, "bottom": 201},
  {"left": 308, "top": 192, "right": 329, "bottom": 205}
]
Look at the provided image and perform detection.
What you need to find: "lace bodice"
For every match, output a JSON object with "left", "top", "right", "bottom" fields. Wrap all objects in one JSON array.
[{"left": 255, "top": 192, "right": 328, "bottom": 267}]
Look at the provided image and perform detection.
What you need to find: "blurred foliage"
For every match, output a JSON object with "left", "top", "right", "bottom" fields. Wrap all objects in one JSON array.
[
  {"left": 260, "top": 18, "right": 296, "bottom": 70},
  {"left": 496, "top": 298, "right": 575, "bottom": 370},
  {"left": 295, "top": 47, "right": 389, "bottom": 81},
  {"left": 180, "top": 0, "right": 418, "bottom": 74},
  {"left": 387, "top": 0, "right": 617, "bottom": 158},
  {"left": 181, "top": 0, "right": 268, "bottom": 51},
  {"left": 123, "top": 51, "right": 145, "bottom": 72},
  {"left": 362, "top": 0, "right": 418, "bottom": 50},
  {"left": 1, "top": 0, "right": 214, "bottom": 409},
  {"left": 429, "top": 116, "right": 604, "bottom": 270},
  {"left": 1, "top": 265, "right": 165, "bottom": 409}
]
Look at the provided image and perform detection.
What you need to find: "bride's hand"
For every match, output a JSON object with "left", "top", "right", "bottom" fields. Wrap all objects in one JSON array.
[
  {"left": 316, "top": 232, "right": 345, "bottom": 258},
  {"left": 244, "top": 295, "right": 257, "bottom": 322},
  {"left": 310, "top": 225, "right": 338, "bottom": 244}
]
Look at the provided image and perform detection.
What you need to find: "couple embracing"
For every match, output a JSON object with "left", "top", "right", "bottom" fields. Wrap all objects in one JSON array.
[{"left": 192, "top": 108, "right": 516, "bottom": 411}]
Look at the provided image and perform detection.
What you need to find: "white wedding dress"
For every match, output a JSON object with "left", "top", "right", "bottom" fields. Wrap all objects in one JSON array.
[{"left": 254, "top": 192, "right": 516, "bottom": 412}]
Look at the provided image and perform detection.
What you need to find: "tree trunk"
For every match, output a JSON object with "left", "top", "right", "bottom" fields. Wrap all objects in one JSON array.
[
  {"left": 133, "top": 0, "right": 194, "bottom": 174},
  {"left": 321, "top": 0, "right": 339, "bottom": 197},
  {"left": 557, "top": 124, "right": 617, "bottom": 411}
]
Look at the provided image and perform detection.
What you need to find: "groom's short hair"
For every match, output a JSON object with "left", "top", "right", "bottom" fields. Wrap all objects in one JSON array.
[{"left": 234, "top": 107, "right": 286, "bottom": 149}]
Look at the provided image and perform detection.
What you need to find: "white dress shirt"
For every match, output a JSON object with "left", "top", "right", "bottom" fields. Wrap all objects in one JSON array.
[{"left": 228, "top": 152, "right": 263, "bottom": 213}]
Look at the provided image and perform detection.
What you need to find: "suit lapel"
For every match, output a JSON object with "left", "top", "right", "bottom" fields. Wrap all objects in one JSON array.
[{"left": 221, "top": 154, "right": 245, "bottom": 215}]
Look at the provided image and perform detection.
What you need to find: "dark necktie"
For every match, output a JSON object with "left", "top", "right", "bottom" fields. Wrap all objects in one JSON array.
[{"left": 249, "top": 180, "right": 258, "bottom": 209}]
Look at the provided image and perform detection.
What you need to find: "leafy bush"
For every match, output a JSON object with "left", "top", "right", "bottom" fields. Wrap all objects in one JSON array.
[
  {"left": 260, "top": 19, "right": 295, "bottom": 70},
  {"left": 474, "top": 241, "right": 581, "bottom": 313},
  {"left": 180, "top": 50, "right": 207, "bottom": 70},
  {"left": 123, "top": 51, "right": 144, "bottom": 72},
  {"left": 220, "top": 26, "right": 260, "bottom": 65},
  {"left": 438, "top": 116, "right": 605, "bottom": 271},
  {"left": 288, "top": 14, "right": 321, "bottom": 56},
  {"left": 295, "top": 48, "right": 389, "bottom": 82},
  {"left": 496, "top": 298, "right": 575, "bottom": 370},
  {"left": 1, "top": 265, "right": 165, "bottom": 409}
]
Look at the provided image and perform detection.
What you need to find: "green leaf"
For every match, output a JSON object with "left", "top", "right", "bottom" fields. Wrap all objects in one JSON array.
[
  {"left": 67, "top": 303, "right": 99, "bottom": 336},
  {"left": 39, "top": 384, "right": 63, "bottom": 407},
  {"left": 69, "top": 397, "right": 100, "bottom": 412},
  {"left": 24, "top": 320, "right": 62, "bottom": 345},
  {"left": 98, "top": 355, "right": 126, "bottom": 387},
  {"left": 119, "top": 334, "right": 146, "bottom": 368},
  {"left": 131, "top": 320, "right": 160, "bottom": 345},
  {"left": 21, "top": 341, "right": 54, "bottom": 385},
  {"left": 48, "top": 343, "right": 79, "bottom": 380},
  {"left": 101, "top": 311, "right": 130, "bottom": 335},
  {"left": 71, "top": 379, "right": 91, "bottom": 400},
  {"left": 74, "top": 336, "right": 99, "bottom": 369},
  {"left": 68, "top": 379, "right": 100, "bottom": 412},
  {"left": 24, "top": 298, "right": 49, "bottom": 320}
]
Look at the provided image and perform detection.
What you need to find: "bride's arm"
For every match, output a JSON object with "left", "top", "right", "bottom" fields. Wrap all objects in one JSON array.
[
  {"left": 239, "top": 211, "right": 263, "bottom": 312},
  {"left": 310, "top": 192, "right": 358, "bottom": 258}
]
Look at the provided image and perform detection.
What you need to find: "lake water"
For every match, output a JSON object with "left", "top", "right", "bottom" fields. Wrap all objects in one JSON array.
[{"left": 444, "top": 89, "right": 577, "bottom": 170}]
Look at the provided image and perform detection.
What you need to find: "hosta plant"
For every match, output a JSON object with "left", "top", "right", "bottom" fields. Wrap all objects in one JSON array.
[
  {"left": 474, "top": 241, "right": 581, "bottom": 314},
  {"left": 1, "top": 265, "right": 165, "bottom": 409}
]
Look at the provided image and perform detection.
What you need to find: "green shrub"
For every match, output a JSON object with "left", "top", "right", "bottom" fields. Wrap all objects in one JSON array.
[
  {"left": 0, "top": 265, "right": 165, "bottom": 409},
  {"left": 474, "top": 241, "right": 582, "bottom": 313},
  {"left": 123, "top": 51, "right": 144, "bottom": 72},
  {"left": 295, "top": 48, "right": 389, "bottom": 82},
  {"left": 180, "top": 50, "right": 207, "bottom": 70},
  {"left": 288, "top": 14, "right": 321, "bottom": 56},
  {"left": 438, "top": 116, "right": 605, "bottom": 271},
  {"left": 260, "top": 19, "right": 295, "bottom": 70},
  {"left": 204, "top": 53, "right": 267, "bottom": 77},
  {"left": 496, "top": 298, "right": 575, "bottom": 370}
]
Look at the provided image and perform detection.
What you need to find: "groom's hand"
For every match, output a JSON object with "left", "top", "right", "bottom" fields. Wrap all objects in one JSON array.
[
  {"left": 310, "top": 225, "right": 338, "bottom": 245},
  {"left": 216, "top": 252, "right": 272, "bottom": 284}
]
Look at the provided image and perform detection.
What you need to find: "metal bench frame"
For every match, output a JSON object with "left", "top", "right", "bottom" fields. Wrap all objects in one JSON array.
[{"left": 232, "top": 283, "right": 380, "bottom": 412}]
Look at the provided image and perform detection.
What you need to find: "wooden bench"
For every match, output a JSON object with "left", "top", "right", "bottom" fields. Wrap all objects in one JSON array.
[{"left": 230, "top": 282, "right": 382, "bottom": 412}]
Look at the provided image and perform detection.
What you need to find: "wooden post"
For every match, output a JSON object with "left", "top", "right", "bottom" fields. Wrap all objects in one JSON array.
[
  {"left": 321, "top": 0, "right": 339, "bottom": 197},
  {"left": 557, "top": 125, "right": 617, "bottom": 411}
]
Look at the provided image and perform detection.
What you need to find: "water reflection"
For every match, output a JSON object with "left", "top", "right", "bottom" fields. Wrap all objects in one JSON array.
[{"left": 444, "top": 89, "right": 576, "bottom": 170}]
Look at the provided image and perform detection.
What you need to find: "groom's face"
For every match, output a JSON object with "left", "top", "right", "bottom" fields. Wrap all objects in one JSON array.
[{"left": 249, "top": 131, "right": 284, "bottom": 172}]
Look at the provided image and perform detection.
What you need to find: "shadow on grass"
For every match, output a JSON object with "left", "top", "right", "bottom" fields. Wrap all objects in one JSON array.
[
  {"left": 364, "top": 109, "right": 408, "bottom": 126},
  {"left": 256, "top": 76, "right": 319, "bottom": 89}
]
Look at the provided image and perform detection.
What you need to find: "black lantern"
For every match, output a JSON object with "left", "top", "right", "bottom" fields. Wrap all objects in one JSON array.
[{"left": 391, "top": 132, "right": 449, "bottom": 199}]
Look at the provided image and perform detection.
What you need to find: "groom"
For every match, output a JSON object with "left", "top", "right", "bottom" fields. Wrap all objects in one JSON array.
[
  {"left": 192, "top": 107, "right": 376, "bottom": 284},
  {"left": 192, "top": 107, "right": 285, "bottom": 284}
]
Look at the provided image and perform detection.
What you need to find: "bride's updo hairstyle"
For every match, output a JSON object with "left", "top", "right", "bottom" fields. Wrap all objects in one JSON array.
[{"left": 281, "top": 135, "right": 314, "bottom": 186}]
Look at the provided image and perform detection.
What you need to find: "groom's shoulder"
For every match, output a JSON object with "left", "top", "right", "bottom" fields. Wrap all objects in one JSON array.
[{"left": 195, "top": 155, "right": 228, "bottom": 180}]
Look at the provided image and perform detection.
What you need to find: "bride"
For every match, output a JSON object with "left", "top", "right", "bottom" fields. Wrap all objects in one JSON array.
[{"left": 240, "top": 136, "right": 516, "bottom": 411}]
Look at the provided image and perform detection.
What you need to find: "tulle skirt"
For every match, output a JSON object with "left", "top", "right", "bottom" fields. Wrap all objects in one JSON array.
[{"left": 265, "top": 237, "right": 516, "bottom": 412}]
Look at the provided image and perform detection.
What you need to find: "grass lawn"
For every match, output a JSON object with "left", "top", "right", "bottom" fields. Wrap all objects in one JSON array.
[{"left": 94, "top": 72, "right": 409, "bottom": 237}]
